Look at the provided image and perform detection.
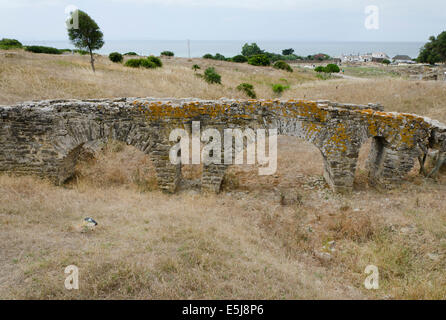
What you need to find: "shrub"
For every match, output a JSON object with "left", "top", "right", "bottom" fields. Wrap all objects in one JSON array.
[
  {"left": 325, "top": 63, "right": 340, "bottom": 73},
  {"left": 382, "top": 59, "right": 391, "bottom": 65},
  {"left": 109, "top": 52, "right": 123, "bottom": 63},
  {"left": 202, "top": 53, "right": 226, "bottom": 61},
  {"left": 0, "top": 38, "right": 22, "bottom": 49},
  {"left": 272, "top": 83, "right": 290, "bottom": 94},
  {"left": 124, "top": 52, "right": 138, "bottom": 56},
  {"left": 213, "top": 53, "right": 226, "bottom": 61},
  {"left": 237, "top": 83, "right": 257, "bottom": 99},
  {"left": 203, "top": 67, "right": 221, "bottom": 84},
  {"left": 273, "top": 60, "right": 293, "bottom": 72},
  {"left": 147, "top": 55, "right": 162, "bottom": 67},
  {"left": 74, "top": 49, "right": 89, "bottom": 55},
  {"left": 248, "top": 54, "right": 270, "bottom": 66},
  {"left": 314, "top": 64, "right": 340, "bottom": 73},
  {"left": 59, "top": 49, "right": 73, "bottom": 53},
  {"left": 25, "top": 46, "right": 62, "bottom": 54},
  {"left": 192, "top": 64, "right": 201, "bottom": 71},
  {"left": 161, "top": 51, "right": 174, "bottom": 57},
  {"left": 125, "top": 58, "right": 159, "bottom": 69},
  {"left": 232, "top": 55, "right": 248, "bottom": 63},
  {"left": 125, "top": 58, "right": 143, "bottom": 68},
  {"left": 140, "top": 59, "right": 157, "bottom": 69}
]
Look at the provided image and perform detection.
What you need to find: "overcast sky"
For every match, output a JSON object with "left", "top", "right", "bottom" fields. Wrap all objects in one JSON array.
[{"left": 0, "top": 0, "right": 445, "bottom": 42}]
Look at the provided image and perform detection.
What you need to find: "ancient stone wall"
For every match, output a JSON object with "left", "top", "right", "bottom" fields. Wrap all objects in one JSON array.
[{"left": 1, "top": 98, "right": 445, "bottom": 193}]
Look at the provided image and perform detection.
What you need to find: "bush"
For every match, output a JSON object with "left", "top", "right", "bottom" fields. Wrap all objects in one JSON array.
[
  {"left": 273, "top": 60, "right": 293, "bottom": 72},
  {"left": 147, "top": 55, "right": 163, "bottom": 67},
  {"left": 161, "top": 51, "right": 174, "bottom": 57},
  {"left": 125, "top": 58, "right": 159, "bottom": 69},
  {"left": 382, "top": 59, "right": 391, "bottom": 65},
  {"left": 203, "top": 67, "right": 221, "bottom": 84},
  {"left": 125, "top": 58, "right": 143, "bottom": 68},
  {"left": 232, "top": 55, "right": 248, "bottom": 63},
  {"left": 248, "top": 54, "right": 270, "bottom": 66},
  {"left": 109, "top": 52, "right": 123, "bottom": 63},
  {"left": 192, "top": 64, "right": 201, "bottom": 71},
  {"left": 202, "top": 53, "right": 226, "bottom": 61},
  {"left": 124, "top": 52, "right": 138, "bottom": 56},
  {"left": 0, "top": 38, "right": 22, "bottom": 49},
  {"left": 59, "top": 49, "right": 73, "bottom": 53},
  {"left": 74, "top": 49, "right": 89, "bottom": 55},
  {"left": 214, "top": 53, "right": 226, "bottom": 61},
  {"left": 140, "top": 59, "right": 157, "bottom": 69},
  {"left": 272, "top": 83, "right": 290, "bottom": 94},
  {"left": 325, "top": 64, "right": 340, "bottom": 73},
  {"left": 237, "top": 83, "right": 257, "bottom": 99},
  {"left": 314, "top": 64, "right": 340, "bottom": 73},
  {"left": 25, "top": 46, "right": 62, "bottom": 54}
]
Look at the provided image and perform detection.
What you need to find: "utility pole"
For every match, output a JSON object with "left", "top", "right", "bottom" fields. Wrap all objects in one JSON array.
[{"left": 187, "top": 39, "right": 191, "bottom": 59}]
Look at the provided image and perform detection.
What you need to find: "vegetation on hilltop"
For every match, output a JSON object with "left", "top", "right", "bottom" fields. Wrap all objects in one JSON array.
[
  {"left": 418, "top": 31, "right": 446, "bottom": 64},
  {"left": 0, "top": 38, "right": 22, "bottom": 49}
]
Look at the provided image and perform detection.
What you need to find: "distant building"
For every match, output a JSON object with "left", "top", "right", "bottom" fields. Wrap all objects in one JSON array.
[
  {"left": 341, "top": 52, "right": 386, "bottom": 63},
  {"left": 393, "top": 55, "right": 414, "bottom": 64},
  {"left": 372, "top": 52, "right": 390, "bottom": 62},
  {"left": 359, "top": 54, "right": 373, "bottom": 62},
  {"left": 341, "top": 54, "right": 359, "bottom": 62}
]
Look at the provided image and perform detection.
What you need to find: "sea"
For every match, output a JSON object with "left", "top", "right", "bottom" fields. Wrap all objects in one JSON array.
[{"left": 22, "top": 40, "right": 425, "bottom": 59}]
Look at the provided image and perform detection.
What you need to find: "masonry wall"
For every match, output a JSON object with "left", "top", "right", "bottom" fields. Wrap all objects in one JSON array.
[{"left": 1, "top": 98, "right": 445, "bottom": 194}]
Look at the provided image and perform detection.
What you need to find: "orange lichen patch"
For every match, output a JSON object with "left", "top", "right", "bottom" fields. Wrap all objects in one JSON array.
[
  {"left": 131, "top": 99, "right": 330, "bottom": 122},
  {"left": 302, "top": 122, "right": 322, "bottom": 140},
  {"left": 293, "top": 101, "right": 328, "bottom": 122},
  {"left": 356, "top": 109, "right": 429, "bottom": 148},
  {"left": 326, "top": 123, "right": 349, "bottom": 153}
]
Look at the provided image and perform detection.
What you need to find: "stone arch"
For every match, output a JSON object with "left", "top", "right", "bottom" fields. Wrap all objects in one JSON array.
[{"left": 52, "top": 120, "right": 181, "bottom": 193}]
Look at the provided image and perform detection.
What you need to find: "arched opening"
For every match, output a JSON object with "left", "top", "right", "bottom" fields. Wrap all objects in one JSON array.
[
  {"left": 66, "top": 139, "right": 158, "bottom": 192},
  {"left": 354, "top": 137, "right": 374, "bottom": 191},
  {"left": 222, "top": 135, "right": 325, "bottom": 195}
]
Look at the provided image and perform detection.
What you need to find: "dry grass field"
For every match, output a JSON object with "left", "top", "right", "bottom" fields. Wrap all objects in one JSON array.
[{"left": 0, "top": 50, "right": 445, "bottom": 299}]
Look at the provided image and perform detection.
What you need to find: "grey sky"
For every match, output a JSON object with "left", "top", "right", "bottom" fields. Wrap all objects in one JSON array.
[{"left": 0, "top": 0, "right": 445, "bottom": 42}]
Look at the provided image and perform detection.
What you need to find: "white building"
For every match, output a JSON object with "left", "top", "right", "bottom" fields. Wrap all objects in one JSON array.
[
  {"left": 372, "top": 52, "right": 390, "bottom": 60},
  {"left": 341, "top": 52, "right": 385, "bottom": 63}
]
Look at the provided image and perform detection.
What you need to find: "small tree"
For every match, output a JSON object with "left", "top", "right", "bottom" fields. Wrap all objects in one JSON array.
[
  {"left": 161, "top": 51, "right": 174, "bottom": 57},
  {"left": 282, "top": 48, "right": 294, "bottom": 56},
  {"left": 325, "top": 64, "right": 340, "bottom": 73},
  {"left": 418, "top": 32, "right": 446, "bottom": 64},
  {"left": 67, "top": 10, "right": 104, "bottom": 72},
  {"left": 242, "top": 43, "right": 264, "bottom": 57}
]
